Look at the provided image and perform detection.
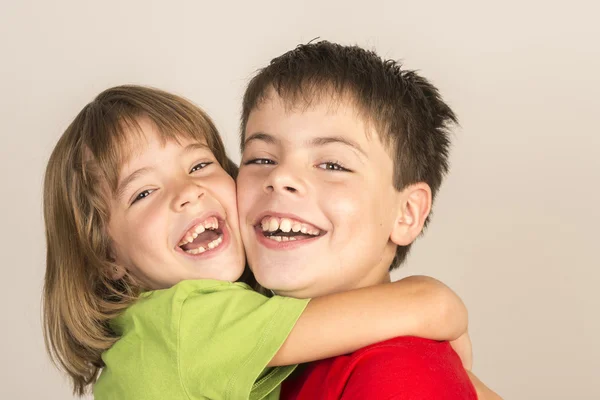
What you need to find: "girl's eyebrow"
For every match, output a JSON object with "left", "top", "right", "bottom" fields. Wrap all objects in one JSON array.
[
  {"left": 116, "top": 167, "right": 154, "bottom": 200},
  {"left": 184, "top": 142, "right": 211, "bottom": 153}
]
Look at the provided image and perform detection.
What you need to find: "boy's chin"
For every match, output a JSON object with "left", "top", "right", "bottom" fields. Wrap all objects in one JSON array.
[
  {"left": 260, "top": 277, "right": 330, "bottom": 299},
  {"left": 253, "top": 271, "right": 312, "bottom": 298}
]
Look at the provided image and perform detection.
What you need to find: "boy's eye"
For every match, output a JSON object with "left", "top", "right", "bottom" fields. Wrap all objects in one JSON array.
[
  {"left": 131, "top": 189, "right": 155, "bottom": 205},
  {"left": 190, "top": 162, "right": 213, "bottom": 173},
  {"left": 243, "top": 158, "right": 276, "bottom": 166},
  {"left": 317, "top": 162, "right": 351, "bottom": 172}
]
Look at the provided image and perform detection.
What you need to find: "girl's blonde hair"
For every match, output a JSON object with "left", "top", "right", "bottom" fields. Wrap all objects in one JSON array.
[{"left": 43, "top": 85, "right": 238, "bottom": 395}]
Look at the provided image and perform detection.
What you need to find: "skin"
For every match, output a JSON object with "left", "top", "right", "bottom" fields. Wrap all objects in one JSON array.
[
  {"left": 237, "top": 91, "right": 502, "bottom": 399},
  {"left": 103, "top": 116, "right": 470, "bottom": 370},
  {"left": 237, "top": 91, "right": 431, "bottom": 299},
  {"left": 107, "top": 118, "right": 245, "bottom": 288}
]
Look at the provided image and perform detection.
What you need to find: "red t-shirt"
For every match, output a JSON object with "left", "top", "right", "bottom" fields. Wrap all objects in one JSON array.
[{"left": 281, "top": 336, "right": 477, "bottom": 400}]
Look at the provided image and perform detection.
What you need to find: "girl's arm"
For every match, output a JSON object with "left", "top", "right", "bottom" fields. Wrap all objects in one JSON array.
[
  {"left": 269, "top": 275, "right": 467, "bottom": 366},
  {"left": 467, "top": 371, "right": 504, "bottom": 400}
]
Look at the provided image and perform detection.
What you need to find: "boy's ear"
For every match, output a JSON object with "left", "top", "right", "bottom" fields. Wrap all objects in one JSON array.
[{"left": 390, "top": 183, "right": 432, "bottom": 246}]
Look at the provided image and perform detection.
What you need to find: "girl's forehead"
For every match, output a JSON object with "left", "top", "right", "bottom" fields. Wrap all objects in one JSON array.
[{"left": 116, "top": 121, "right": 208, "bottom": 162}]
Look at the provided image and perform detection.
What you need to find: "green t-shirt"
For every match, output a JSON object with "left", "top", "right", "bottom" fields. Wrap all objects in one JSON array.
[{"left": 94, "top": 279, "right": 309, "bottom": 400}]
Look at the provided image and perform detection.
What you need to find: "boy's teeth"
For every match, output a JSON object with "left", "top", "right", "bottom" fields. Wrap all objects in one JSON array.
[
  {"left": 268, "top": 218, "right": 278, "bottom": 232},
  {"left": 267, "top": 235, "right": 298, "bottom": 242},
  {"left": 260, "top": 216, "right": 322, "bottom": 236},
  {"left": 280, "top": 218, "right": 292, "bottom": 233}
]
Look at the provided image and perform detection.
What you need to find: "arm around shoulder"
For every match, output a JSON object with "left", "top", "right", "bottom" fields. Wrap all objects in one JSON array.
[{"left": 269, "top": 275, "right": 467, "bottom": 366}]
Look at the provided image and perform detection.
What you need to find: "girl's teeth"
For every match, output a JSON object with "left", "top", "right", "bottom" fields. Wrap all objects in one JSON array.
[
  {"left": 186, "top": 246, "right": 206, "bottom": 255},
  {"left": 180, "top": 218, "right": 219, "bottom": 246},
  {"left": 184, "top": 235, "right": 222, "bottom": 254},
  {"left": 207, "top": 235, "right": 223, "bottom": 249},
  {"left": 203, "top": 217, "right": 219, "bottom": 230}
]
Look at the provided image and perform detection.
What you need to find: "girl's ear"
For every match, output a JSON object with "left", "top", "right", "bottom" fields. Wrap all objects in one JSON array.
[
  {"left": 109, "top": 264, "right": 126, "bottom": 281},
  {"left": 389, "top": 182, "right": 432, "bottom": 246},
  {"left": 107, "top": 247, "right": 126, "bottom": 280}
]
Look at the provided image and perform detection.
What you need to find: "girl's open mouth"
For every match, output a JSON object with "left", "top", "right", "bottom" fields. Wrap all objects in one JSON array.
[{"left": 177, "top": 216, "right": 224, "bottom": 255}]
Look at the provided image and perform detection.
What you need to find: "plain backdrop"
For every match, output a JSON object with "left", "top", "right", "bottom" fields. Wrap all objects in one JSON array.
[{"left": 1, "top": 1, "right": 598, "bottom": 399}]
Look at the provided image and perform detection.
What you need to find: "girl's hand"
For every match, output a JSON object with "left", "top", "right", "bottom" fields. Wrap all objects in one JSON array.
[
  {"left": 450, "top": 331, "right": 473, "bottom": 370},
  {"left": 467, "top": 370, "right": 503, "bottom": 400}
]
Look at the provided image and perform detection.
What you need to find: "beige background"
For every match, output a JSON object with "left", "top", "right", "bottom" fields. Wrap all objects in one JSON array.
[{"left": 1, "top": 1, "right": 598, "bottom": 399}]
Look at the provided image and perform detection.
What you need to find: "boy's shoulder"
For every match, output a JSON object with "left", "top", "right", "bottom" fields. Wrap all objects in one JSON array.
[{"left": 282, "top": 337, "right": 476, "bottom": 400}]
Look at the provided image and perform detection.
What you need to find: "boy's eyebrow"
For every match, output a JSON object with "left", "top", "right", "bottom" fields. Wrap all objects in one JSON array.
[
  {"left": 243, "top": 132, "right": 278, "bottom": 148},
  {"left": 116, "top": 167, "right": 154, "bottom": 201},
  {"left": 308, "top": 136, "right": 367, "bottom": 157},
  {"left": 244, "top": 132, "right": 366, "bottom": 157}
]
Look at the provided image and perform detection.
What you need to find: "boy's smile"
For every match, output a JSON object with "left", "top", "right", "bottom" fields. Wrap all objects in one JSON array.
[
  {"left": 237, "top": 91, "right": 404, "bottom": 298},
  {"left": 107, "top": 118, "right": 245, "bottom": 289},
  {"left": 254, "top": 213, "right": 326, "bottom": 249}
]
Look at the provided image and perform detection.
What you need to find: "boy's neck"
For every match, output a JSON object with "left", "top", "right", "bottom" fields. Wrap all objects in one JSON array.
[
  {"left": 353, "top": 271, "right": 392, "bottom": 289},
  {"left": 279, "top": 271, "right": 393, "bottom": 299}
]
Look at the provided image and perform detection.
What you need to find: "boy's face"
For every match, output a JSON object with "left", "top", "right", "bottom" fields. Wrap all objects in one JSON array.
[
  {"left": 237, "top": 92, "right": 402, "bottom": 298},
  {"left": 107, "top": 118, "right": 245, "bottom": 289}
]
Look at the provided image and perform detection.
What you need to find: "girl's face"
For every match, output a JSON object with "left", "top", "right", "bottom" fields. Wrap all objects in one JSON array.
[{"left": 107, "top": 118, "right": 245, "bottom": 289}]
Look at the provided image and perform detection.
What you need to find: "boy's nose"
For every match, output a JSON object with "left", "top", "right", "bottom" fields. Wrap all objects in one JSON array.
[
  {"left": 263, "top": 165, "right": 307, "bottom": 197},
  {"left": 172, "top": 181, "right": 205, "bottom": 211}
]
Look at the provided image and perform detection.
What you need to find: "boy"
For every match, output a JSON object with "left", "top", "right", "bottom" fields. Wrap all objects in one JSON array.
[{"left": 237, "top": 41, "right": 500, "bottom": 399}]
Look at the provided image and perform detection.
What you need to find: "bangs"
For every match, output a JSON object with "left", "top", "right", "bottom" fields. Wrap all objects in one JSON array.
[
  {"left": 248, "top": 80, "right": 385, "bottom": 147},
  {"left": 80, "top": 86, "right": 225, "bottom": 195}
]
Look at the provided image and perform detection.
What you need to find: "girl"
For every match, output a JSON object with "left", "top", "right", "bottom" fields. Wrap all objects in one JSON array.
[{"left": 43, "top": 85, "right": 468, "bottom": 399}]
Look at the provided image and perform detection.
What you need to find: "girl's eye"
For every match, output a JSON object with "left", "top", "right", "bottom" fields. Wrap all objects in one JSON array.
[
  {"left": 131, "top": 189, "right": 155, "bottom": 205},
  {"left": 317, "top": 162, "right": 351, "bottom": 172},
  {"left": 243, "top": 158, "right": 276, "bottom": 166},
  {"left": 190, "top": 162, "right": 213, "bottom": 173}
]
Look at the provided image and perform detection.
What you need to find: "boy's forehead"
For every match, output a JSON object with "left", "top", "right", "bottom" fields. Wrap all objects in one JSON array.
[{"left": 248, "top": 89, "right": 380, "bottom": 145}]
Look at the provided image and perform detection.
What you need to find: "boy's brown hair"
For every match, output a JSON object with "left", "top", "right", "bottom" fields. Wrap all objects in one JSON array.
[
  {"left": 241, "top": 40, "right": 457, "bottom": 269},
  {"left": 43, "top": 85, "right": 237, "bottom": 395}
]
